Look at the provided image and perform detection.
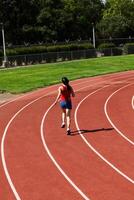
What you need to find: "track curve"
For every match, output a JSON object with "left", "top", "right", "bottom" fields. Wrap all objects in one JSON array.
[{"left": 0, "top": 71, "right": 134, "bottom": 199}]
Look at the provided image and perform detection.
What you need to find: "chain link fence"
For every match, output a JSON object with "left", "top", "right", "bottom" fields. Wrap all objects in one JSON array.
[
  {"left": 0, "top": 49, "right": 96, "bottom": 67},
  {"left": 0, "top": 47, "right": 133, "bottom": 67}
]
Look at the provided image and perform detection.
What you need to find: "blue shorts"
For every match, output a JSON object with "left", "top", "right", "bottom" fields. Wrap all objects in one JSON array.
[{"left": 60, "top": 100, "right": 72, "bottom": 109}]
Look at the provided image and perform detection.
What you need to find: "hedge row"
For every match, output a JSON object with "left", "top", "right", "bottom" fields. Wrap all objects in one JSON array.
[
  {"left": 123, "top": 43, "right": 134, "bottom": 54},
  {"left": 0, "top": 43, "right": 94, "bottom": 56},
  {"left": 98, "top": 43, "right": 116, "bottom": 48},
  {"left": 0, "top": 42, "right": 134, "bottom": 57}
]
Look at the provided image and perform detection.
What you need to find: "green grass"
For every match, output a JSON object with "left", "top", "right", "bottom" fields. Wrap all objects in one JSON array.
[{"left": 0, "top": 54, "right": 134, "bottom": 94}]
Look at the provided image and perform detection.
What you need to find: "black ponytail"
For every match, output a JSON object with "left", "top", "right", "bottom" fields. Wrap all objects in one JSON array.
[{"left": 62, "top": 77, "right": 71, "bottom": 91}]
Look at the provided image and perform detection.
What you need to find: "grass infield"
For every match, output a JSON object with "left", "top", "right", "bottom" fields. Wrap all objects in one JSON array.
[{"left": 0, "top": 55, "right": 134, "bottom": 94}]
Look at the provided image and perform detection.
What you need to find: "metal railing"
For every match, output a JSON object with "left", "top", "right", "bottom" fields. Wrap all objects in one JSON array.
[
  {"left": 0, "top": 47, "right": 133, "bottom": 68},
  {"left": 0, "top": 49, "right": 96, "bottom": 67}
]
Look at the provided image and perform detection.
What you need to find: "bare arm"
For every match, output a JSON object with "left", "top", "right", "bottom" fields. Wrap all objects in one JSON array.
[
  {"left": 71, "top": 87, "right": 75, "bottom": 97},
  {"left": 54, "top": 87, "right": 61, "bottom": 104}
]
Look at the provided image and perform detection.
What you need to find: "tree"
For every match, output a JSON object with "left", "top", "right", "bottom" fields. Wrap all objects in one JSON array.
[
  {"left": 98, "top": 0, "right": 134, "bottom": 38},
  {"left": 0, "top": 0, "right": 106, "bottom": 44},
  {"left": 0, "top": 0, "right": 40, "bottom": 44},
  {"left": 62, "top": 0, "right": 104, "bottom": 40},
  {"left": 37, "top": 0, "right": 65, "bottom": 41},
  {"left": 37, "top": 0, "right": 104, "bottom": 41}
]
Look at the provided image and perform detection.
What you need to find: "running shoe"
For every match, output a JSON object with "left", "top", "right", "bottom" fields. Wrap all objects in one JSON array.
[
  {"left": 67, "top": 129, "right": 71, "bottom": 135},
  {"left": 61, "top": 123, "right": 65, "bottom": 128}
]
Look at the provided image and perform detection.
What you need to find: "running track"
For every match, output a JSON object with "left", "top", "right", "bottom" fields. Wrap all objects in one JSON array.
[{"left": 0, "top": 71, "right": 134, "bottom": 200}]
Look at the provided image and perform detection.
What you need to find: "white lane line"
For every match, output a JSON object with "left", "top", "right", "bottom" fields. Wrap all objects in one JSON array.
[
  {"left": 1, "top": 90, "right": 57, "bottom": 200},
  {"left": 74, "top": 86, "right": 134, "bottom": 184},
  {"left": 104, "top": 83, "right": 134, "bottom": 145},
  {"left": 40, "top": 103, "right": 90, "bottom": 200},
  {"left": 0, "top": 95, "right": 24, "bottom": 108},
  {"left": 0, "top": 78, "right": 107, "bottom": 200},
  {"left": 0, "top": 77, "right": 105, "bottom": 109},
  {"left": 1, "top": 73, "right": 134, "bottom": 200},
  {"left": 40, "top": 79, "right": 134, "bottom": 199},
  {"left": 0, "top": 71, "right": 133, "bottom": 109},
  {"left": 1, "top": 81, "right": 99, "bottom": 200}
]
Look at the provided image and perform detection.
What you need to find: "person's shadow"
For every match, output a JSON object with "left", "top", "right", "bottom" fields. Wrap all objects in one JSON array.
[{"left": 70, "top": 128, "right": 114, "bottom": 136}]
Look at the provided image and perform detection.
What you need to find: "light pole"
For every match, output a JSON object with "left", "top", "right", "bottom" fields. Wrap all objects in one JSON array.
[
  {"left": 92, "top": 23, "right": 96, "bottom": 48},
  {"left": 0, "top": 22, "right": 8, "bottom": 67}
]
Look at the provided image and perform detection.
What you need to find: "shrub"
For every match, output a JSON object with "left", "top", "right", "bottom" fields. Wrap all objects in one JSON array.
[
  {"left": 4, "top": 43, "right": 94, "bottom": 56},
  {"left": 46, "top": 46, "right": 59, "bottom": 52},
  {"left": 123, "top": 43, "right": 134, "bottom": 54},
  {"left": 98, "top": 43, "right": 116, "bottom": 49},
  {"left": 78, "top": 43, "right": 94, "bottom": 50},
  {"left": 6, "top": 46, "right": 47, "bottom": 56}
]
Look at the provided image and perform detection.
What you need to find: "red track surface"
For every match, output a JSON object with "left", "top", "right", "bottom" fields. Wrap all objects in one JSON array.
[{"left": 0, "top": 71, "right": 134, "bottom": 200}]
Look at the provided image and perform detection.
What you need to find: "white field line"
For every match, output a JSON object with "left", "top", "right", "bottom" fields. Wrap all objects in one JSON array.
[
  {"left": 1, "top": 90, "right": 57, "bottom": 200},
  {"left": 40, "top": 83, "right": 109, "bottom": 200},
  {"left": 1, "top": 74, "right": 134, "bottom": 200},
  {"left": 0, "top": 95, "right": 25, "bottom": 109},
  {"left": 40, "top": 78, "right": 134, "bottom": 200},
  {"left": 40, "top": 102, "right": 90, "bottom": 200},
  {"left": 1, "top": 70, "right": 134, "bottom": 109},
  {"left": 132, "top": 96, "right": 134, "bottom": 110},
  {"left": 1, "top": 82, "right": 97, "bottom": 200},
  {"left": 104, "top": 83, "right": 134, "bottom": 145},
  {"left": 0, "top": 78, "right": 105, "bottom": 109},
  {"left": 1, "top": 80, "right": 105, "bottom": 200},
  {"left": 74, "top": 86, "right": 134, "bottom": 184}
]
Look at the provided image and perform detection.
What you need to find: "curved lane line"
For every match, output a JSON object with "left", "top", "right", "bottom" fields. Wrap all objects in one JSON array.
[
  {"left": 40, "top": 103, "right": 90, "bottom": 200},
  {"left": 0, "top": 95, "right": 24, "bottom": 109},
  {"left": 0, "top": 78, "right": 102, "bottom": 109},
  {"left": 39, "top": 79, "right": 132, "bottom": 200},
  {"left": 0, "top": 71, "right": 133, "bottom": 109},
  {"left": 74, "top": 86, "right": 134, "bottom": 184},
  {"left": 1, "top": 82, "right": 97, "bottom": 200},
  {"left": 1, "top": 74, "right": 134, "bottom": 199},
  {"left": 104, "top": 83, "right": 134, "bottom": 145},
  {"left": 1, "top": 90, "right": 57, "bottom": 200},
  {"left": 0, "top": 78, "right": 107, "bottom": 200}
]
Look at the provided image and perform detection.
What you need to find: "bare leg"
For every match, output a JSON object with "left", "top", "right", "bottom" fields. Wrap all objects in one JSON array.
[
  {"left": 61, "top": 108, "right": 66, "bottom": 127},
  {"left": 66, "top": 109, "right": 71, "bottom": 131}
]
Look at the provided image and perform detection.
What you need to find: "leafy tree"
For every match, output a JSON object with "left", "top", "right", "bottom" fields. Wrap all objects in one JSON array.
[
  {"left": 0, "top": 0, "right": 104, "bottom": 44},
  {"left": 98, "top": 0, "right": 134, "bottom": 38},
  {"left": 0, "top": 0, "right": 40, "bottom": 44},
  {"left": 62, "top": 0, "right": 103, "bottom": 40},
  {"left": 37, "top": 0, "right": 65, "bottom": 41},
  {"left": 37, "top": 0, "right": 104, "bottom": 41}
]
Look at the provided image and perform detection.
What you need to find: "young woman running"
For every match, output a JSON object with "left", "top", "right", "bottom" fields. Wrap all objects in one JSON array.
[{"left": 54, "top": 77, "right": 75, "bottom": 135}]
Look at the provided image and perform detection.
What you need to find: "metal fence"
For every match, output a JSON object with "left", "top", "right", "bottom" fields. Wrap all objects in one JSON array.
[
  {"left": 0, "top": 47, "right": 132, "bottom": 68},
  {"left": 0, "top": 49, "right": 96, "bottom": 67}
]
